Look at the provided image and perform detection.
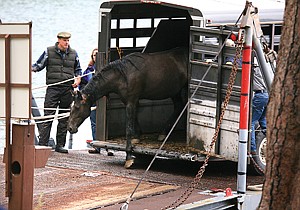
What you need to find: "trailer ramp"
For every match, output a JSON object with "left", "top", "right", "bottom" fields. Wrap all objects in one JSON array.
[
  {"left": 91, "top": 137, "right": 224, "bottom": 162},
  {"left": 177, "top": 190, "right": 261, "bottom": 210}
]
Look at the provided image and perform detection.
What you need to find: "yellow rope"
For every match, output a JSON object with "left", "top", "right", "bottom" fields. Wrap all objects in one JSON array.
[{"left": 116, "top": 46, "right": 123, "bottom": 59}]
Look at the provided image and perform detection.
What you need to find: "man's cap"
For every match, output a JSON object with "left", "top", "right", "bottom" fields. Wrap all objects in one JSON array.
[{"left": 57, "top": 32, "right": 71, "bottom": 39}]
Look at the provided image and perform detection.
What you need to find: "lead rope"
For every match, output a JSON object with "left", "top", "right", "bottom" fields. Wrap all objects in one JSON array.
[
  {"left": 117, "top": 46, "right": 123, "bottom": 59},
  {"left": 32, "top": 71, "right": 94, "bottom": 90},
  {"left": 161, "top": 37, "right": 244, "bottom": 210}
]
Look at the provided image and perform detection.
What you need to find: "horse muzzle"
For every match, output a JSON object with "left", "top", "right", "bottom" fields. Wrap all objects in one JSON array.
[{"left": 67, "top": 125, "right": 78, "bottom": 134}]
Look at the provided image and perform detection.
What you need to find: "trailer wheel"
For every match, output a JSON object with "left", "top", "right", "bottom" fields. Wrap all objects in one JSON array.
[{"left": 250, "top": 131, "right": 267, "bottom": 175}]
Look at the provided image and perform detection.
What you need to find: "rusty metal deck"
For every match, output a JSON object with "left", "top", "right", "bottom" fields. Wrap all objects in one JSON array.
[
  {"left": 0, "top": 150, "right": 215, "bottom": 210},
  {"left": 1, "top": 149, "right": 263, "bottom": 209}
]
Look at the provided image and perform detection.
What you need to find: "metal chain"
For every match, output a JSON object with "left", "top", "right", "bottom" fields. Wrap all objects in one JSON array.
[
  {"left": 162, "top": 40, "right": 243, "bottom": 210},
  {"left": 248, "top": 152, "right": 265, "bottom": 175}
]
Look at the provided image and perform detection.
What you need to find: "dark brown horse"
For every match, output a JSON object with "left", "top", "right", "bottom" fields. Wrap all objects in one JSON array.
[{"left": 67, "top": 47, "right": 188, "bottom": 168}]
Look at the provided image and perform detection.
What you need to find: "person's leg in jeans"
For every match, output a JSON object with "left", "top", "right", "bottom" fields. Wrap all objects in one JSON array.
[
  {"left": 251, "top": 92, "right": 269, "bottom": 153},
  {"left": 258, "top": 93, "right": 268, "bottom": 136},
  {"left": 90, "top": 107, "right": 96, "bottom": 140}
]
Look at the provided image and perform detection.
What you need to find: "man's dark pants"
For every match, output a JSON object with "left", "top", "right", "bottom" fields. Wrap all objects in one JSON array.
[{"left": 38, "top": 85, "right": 72, "bottom": 147}]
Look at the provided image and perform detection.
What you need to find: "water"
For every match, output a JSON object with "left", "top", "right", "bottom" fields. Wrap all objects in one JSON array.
[{"left": 0, "top": 0, "right": 103, "bottom": 153}]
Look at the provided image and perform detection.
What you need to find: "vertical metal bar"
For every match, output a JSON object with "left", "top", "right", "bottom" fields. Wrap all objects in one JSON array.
[
  {"left": 215, "top": 33, "right": 226, "bottom": 154},
  {"left": 133, "top": 18, "right": 137, "bottom": 48},
  {"left": 116, "top": 18, "right": 120, "bottom": 48},
  {"left": 96, "top": 52, "right": 107, "bottom": 141},
  {"left": 271, "top": 23, "right": 275, "bottom": 50},
  {"left": 4, "top": 34, "right": 12, "bottom": 198},
  {"left": 237, "top": 26, "right": 253, "bottom": 195},
  {"left": 29, "top": 22, "right": 33, "bottom": 121},
  {"left": 252, "top": 35, "right": 274, "bottom": 91},
  {"left": 96, "top": 8, "right": 111, "bottom": 141},
  {"left": 31, "top": 96, "right": 43, "bottom": 132}
]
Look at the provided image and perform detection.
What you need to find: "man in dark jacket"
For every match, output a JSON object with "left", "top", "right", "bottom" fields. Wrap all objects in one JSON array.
[{"left": 32, "top": 32, "right": 82, "bottom": 153}]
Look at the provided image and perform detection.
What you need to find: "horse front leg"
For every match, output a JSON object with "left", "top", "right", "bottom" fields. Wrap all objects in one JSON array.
[{"left": 124, "top": 102, "right": 137, "bottom": 168}]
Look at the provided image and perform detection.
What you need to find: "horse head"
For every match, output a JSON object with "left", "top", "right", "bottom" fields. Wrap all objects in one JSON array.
[{"left": 67, "top": 90, "right": 92, "bottom": 134}]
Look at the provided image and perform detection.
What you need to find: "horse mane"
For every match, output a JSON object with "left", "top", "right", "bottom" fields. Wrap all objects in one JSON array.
[
  {"left": 81, "top": 60, "right": 123, "bottom": 100},
  {"left": 122, "top": 53, "right": 146, "bottom": 71},
  {"left": 81, "top": 53, "right": 145, "bottom": 102},
  {"left": 97, "top": 53, "right": 146, "bottom": 79}
]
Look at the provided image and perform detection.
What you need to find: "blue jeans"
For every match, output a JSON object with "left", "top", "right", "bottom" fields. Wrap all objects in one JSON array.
[
  {"left": 90, "top": 108, "right": 96, "bottom": 140},
  {"left": 251, "top": 92, "right": 269, "bottom": 151}
]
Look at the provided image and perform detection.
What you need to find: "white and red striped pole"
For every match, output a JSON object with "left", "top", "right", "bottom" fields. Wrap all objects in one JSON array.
[{"left": 237, "top": 25, "right": 252, "bottom": 195}]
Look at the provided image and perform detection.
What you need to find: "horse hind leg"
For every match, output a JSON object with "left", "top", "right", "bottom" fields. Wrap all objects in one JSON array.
[
  {"left": 132, "top": 116, "right": 141, "bottom": 144},
  {"left": 125, "top": 136, "right": 135, "bottom": 168},
  {"left": 125, "top": 123, "right": 142, "bottom": 167},
  {"left": 124, "top": 157, "right": 134, "bottom": 169},
  {"left": 158, "top": 91, "right": 186, "bottom": 141}
]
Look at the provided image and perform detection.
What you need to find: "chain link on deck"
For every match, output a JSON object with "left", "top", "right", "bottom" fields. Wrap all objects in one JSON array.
[
  {"left": 162, "top": 39, "right": 244, "bottom": 210},
  {"left": 248, "top": 151, "right": 265, "bottom": 175}
]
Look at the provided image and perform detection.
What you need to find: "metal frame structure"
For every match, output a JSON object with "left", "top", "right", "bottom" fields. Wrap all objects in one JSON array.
[
  {"left": 1, "top": 21, "right": 51, "bottom": 210},
  {"left": 96, "top": 0, "right": 204, "bottom": 141}
]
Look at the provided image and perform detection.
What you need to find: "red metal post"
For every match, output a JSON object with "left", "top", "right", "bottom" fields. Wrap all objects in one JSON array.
[
  {"left": 237, "top": 26, "right": 253, "bottom": 195},
  {"left": 240, "top": 44, "right": 252, "bottom": 129}
]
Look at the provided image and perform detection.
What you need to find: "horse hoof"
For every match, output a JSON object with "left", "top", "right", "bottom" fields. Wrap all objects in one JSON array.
[
  {"left": 124, "top": 159, "right": 134, "bottom": 169},
  {"left": 131, "top": 138, "right": 140, "bottom": 144},
  {"left": 157, "top": 134, "right": 166, "bottom": 141}
]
